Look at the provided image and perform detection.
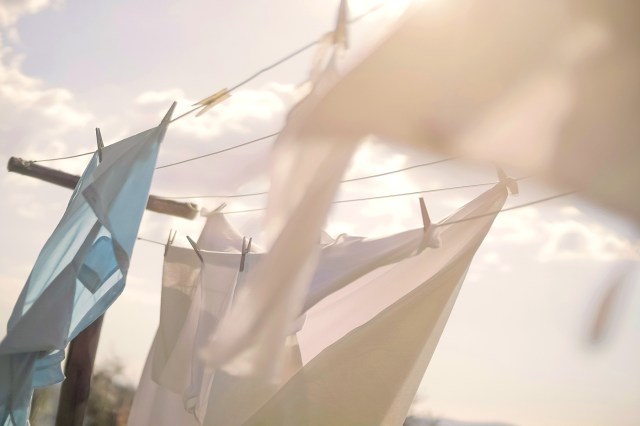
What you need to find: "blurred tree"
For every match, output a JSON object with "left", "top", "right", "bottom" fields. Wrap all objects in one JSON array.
[
  {"left": 29, "top": 359, "right": 135, "bottom": 426},
  {"left": 84, "top": 360, "right": 135, "bottom": 426}
]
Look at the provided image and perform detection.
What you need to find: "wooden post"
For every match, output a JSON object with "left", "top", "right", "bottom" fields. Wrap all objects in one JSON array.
[
  {"left": 55, "top": 316, "right": 104, "bottom": 426},
  {"left": 7, "top": 157, "right": 200, "bottom": 220}
]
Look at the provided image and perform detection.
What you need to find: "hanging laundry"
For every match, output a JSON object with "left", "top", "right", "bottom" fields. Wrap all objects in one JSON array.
[
  {"left": 243, "top": 183, "right": 508, "bottom": 426},
  {"left": 199, "top": 0, "right": 640, "bottom": 381},
  {"left": 130, "top": 183, "right": 507, "bottom": 426},
  {"left": 128, "top": 212, "right": 254, "bottom": 426},
  {"left": 284, "top": 0, "right": 640, "bottom": 221},
  {"left": 130, "top": 205, "right": 440, "bottom": 425},
  {"left": 203, "top": 0, "right": 359, "bottom": 382},
  {"left": 200, "top": 223, "right": 442, "bottom": 426},
  {"left": 0, "top": 103, "right": 175, "bottom": 426}
]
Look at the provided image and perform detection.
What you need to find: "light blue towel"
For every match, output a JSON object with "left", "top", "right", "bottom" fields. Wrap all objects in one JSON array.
[{"left": 0, "top": 103, "right": 175, "bottom": 426}]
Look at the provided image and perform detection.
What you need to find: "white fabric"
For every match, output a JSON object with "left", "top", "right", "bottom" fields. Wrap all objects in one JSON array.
[
  {"left": 203, "top": 0, "right": 640, "bottom": 384},
  {"left": 128, "top": 213, "right": 248, "bottom": 426},
  {"left": 244, "top": 184, "right": 507, "bottom": 426},
  {"left": 202, "top": 11, "right": 359, "bottom": 376},
  {"left": 131, "top": 184, "right": 506, "bottom": 426},
  {"left": 294, "top": 0, "right": 640, "bottom": 219},
  {"left": 130, "top": 208, "right": 440, "bottom": 425}
]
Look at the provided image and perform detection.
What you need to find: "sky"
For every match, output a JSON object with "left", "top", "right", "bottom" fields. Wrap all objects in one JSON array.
[{"left": 0, "top": 1, "right": 639, "bottom": 425}]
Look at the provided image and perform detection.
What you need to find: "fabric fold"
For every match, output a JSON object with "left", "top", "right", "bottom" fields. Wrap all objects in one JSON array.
[
  {"left": 131, "top": 184, "right": 506, "bottom": 426},
  {"left": 244, "top": 184, "right": 507, "bottom": 426},
  {"left": 0, "top": 104, "right": 174, "bottom": 426}
]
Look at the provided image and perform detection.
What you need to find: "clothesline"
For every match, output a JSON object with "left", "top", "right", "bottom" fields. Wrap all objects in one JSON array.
[
  {"left": 27, "top": 3, "right": 385, "bottom": 165},
  {"left": 155, "top": 132, "right": 280, "bottom": 169},
  {"left": 161, "top": 157, "right": 458, "bottom": 199},
  {"left": 162, "top": 179, "right": 506, "bottom": 202},
  {"left": 209, "top": 177, "right": 529, "bottom": 213},
  {"left": 136, "top": 189, "right": 576, "bottom": 247}
]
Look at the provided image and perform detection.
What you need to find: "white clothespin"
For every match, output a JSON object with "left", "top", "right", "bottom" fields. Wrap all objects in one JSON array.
[
  {"left": 193, "top": 89, "right": 231, "bottom": 117},
  {"left": 164, "top": 229, "right": 177, "bottom": 257},
  {"left": 186, "top": 235, "right": 204, "bottom": 263},
  {"left": 496, "top": 166, "right": 519, "bottom": 195},
  {"left": 95, "top": 128, "right": 104, "bottom": 163},
  {"left": 417, "top": 197, "right": 440, "bottom": 250},
  {"left": 239, "top": 236, "right": 252, "bottom": 272}
]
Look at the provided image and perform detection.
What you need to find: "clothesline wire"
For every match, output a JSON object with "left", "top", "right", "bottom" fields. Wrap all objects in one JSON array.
[
  {"left": 155, "top": 132, "right": 280, "bottom": 169},
  {"left": 217, "top": 177, "right": 529, "bottom": 214},
  {"left": 136, "top": 237, "right": 165, "bottom": 247},
  {"left": 136, "top": 189, "right": 577, "bottom": 246},
  {"left": 161, "top": 157, "right": 457, "bottom": 199},
  {"left": 441, "top": 191, "right": 578, "bottom": 226},
  {"left": 28, "top": 4, "right": 385, "bottom": 164}
]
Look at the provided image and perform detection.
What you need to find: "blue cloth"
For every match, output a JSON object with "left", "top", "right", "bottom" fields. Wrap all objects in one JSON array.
[{"left": 0, "top": 104, "right": 175, "bottom": 425}]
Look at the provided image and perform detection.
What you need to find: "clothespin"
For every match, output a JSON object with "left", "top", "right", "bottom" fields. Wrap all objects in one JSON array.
[
  {"left": 95, "top": 128, "right": 104, "bottom": 163},
  {"left": 417, "top": 197, "right": 440, "bottom": 250},
  {"left": 164, "top": 229, "right": 177, "bottom": 257},
  {"left": 186, "top": 235, "right": 204, "bottom": 263},
  {"left": 419, "top": 197, "right": 431, "bottom": 230},
  {"left": 496, "top": 166, "right": 519, "bottom": 195},
  {"left": 193, "top": 89, "right": 231, "bottom": 117},
  {"left": 239, "top": 236, "right": 253, "bottom": 272},
  {"left": 333, "top": 0, "right": 349, "bottom": 50},
  {"left": 201, "top": 202, "right": 227, "bottom": 217}
]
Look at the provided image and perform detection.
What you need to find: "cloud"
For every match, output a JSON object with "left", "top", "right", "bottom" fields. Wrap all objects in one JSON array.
[
  {"left": 0, "top": 0, "right": 62, "bottom": 28},
  {"left": 539, "top": 219, "right": 639, "bottom": 262},
  {"left": 0, "top": 33, "right": 93, "bottom": 161},
  {"left": 491, "top": 206, "right": 541, "bottom": 244},
  {"left": 135, "top": 82, "right": 297, "bottom": 140}
]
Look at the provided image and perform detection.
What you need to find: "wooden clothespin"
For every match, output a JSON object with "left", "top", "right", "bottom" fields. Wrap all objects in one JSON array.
[
  {"left": 417, "top": 197, "right": 440, "bottom": 250},
  {"left": 95, "top": 128, "right": 104, "bottom": 163},
  {"left": 193, "top": 89, "right": 231, "bottom": 117},
  {"left": 201, "top": 202, "right": 227, "bottom": 217},
  {"left": 239, "top": 236, "right": 253, "bottom": 272},
  {"left": 164, "top": 229, "right": 177, "bottom": 257},
  {"left": 186, "top": 235, "right": 204, "bottom": 263},
  {"left": 333, "top": 0, "right": 349, "bottom": 50},
  {"left": 496, "top": 166, "right": 519, "bottom": 195},
  {"left": 419, "top": 197, "right": 431, "bottom": 230}
]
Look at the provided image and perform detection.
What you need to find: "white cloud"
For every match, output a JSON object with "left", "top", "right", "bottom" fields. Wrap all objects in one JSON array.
[
  {"left": 487, "top": 200, "right": 639, "bottom": 262},
  {"left": 135, "top": 88, "right": 185, "bottom": 106},
  {"left": 539, "top": 219, "right": 640, "bottom": 262},
  {"left": 135, "top": 82, "right": 297, "bottom": 140},
  {"left": 560, "top": 206, "right": 582, "bottom": 217},
  {"left": 0, "top": 34, "right": 93, "bottom": 160},
  {"left": 0, "top": 0, "right": 62, "bottom": 28},
  {"left": 492, "top": 206, "right": 541, "bottom": 245},
  {"left": 483, "top": 252, "right": 501, "bottom": 264}
]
